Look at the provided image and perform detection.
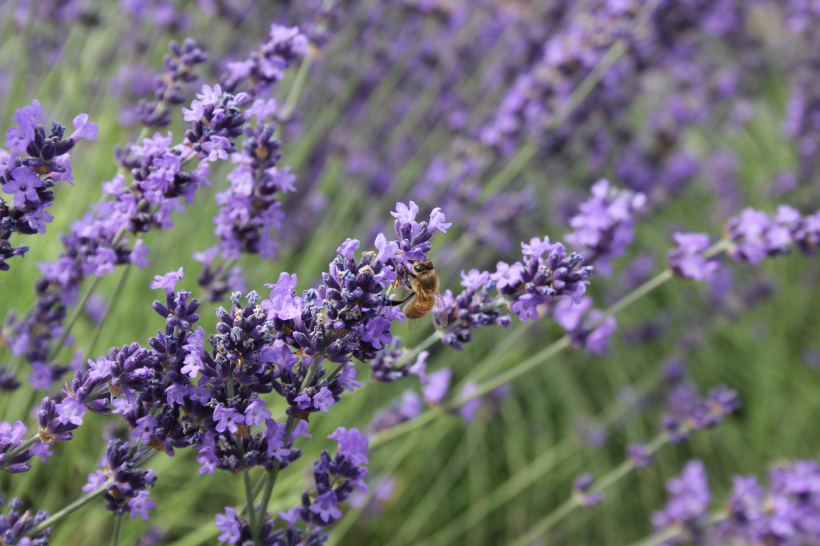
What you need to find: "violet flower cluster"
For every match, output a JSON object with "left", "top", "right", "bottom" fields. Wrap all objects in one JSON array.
[
  {"left": 437, "top": 233, "right": 594, "bottom": 351},
  {"left": 213, "top": 428, "right": 368, "bottom": 543},
  {"left": 135, "top": 38, "right": 208, "bottom": 127},
  {"left": 661, "top": 383, "right": 741, "bottom": 444},
  {"left": 1, "top": 81, "right": 254, "bottom": 393},
  {"left": 1, "top": 100, "right": 97, "bottom": 273},
  {"left": 196, "top": 98, "right": 297, "bottom": 302},
  {"left": 298, "top": 427, "right": 369, "bottom": 527},
  {"left": 99, "top": 440, "right": 157, "bottom": 519},
  {"left": 195, "top": 25, "right": 308, "bottom": 301},
  {"left": 0, "top": 420, "right": 51, "bottom": 474},
  {"left": 0, "top": 497, "right": 51, "bottom": 546},
  {"left": 368, "top": 340, "right": 427, "bottom": 383},
  {"left": 221, "top": 24, "right": 309, "bottom": 99},
  {"left": 565, "top": 179, "right": 646, "bottom": 276},
  {"left": 651, "top": 458, "right": 820, "bottom": 546},
  {"left": 669, "top": 205, "right": 820, "bottom": 282}
]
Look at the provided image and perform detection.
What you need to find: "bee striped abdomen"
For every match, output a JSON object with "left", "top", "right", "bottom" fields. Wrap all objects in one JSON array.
[{"left": 404, "top": 294, "right": 435, "bottom": 318}]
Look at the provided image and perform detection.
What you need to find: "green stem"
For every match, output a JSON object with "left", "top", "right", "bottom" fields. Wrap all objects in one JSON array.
[
  {"left": 252, "top": 357, "right": 322, "bottom": 537},
  {"left": 24, "top": 481, "right": 110, "bottom": 537},
  {"left": 509, "top": 432, "right": 671, "bottom": 546},
  {"left": 109, "top": 514, "right": 124, "bottom": 546},
  {"left": 624, "top": 512, "right": 728, "bottom": 546},
  {"left": 242, "top": 466, "right": 258, "bottom": 540},
  {"left": 226, "top": 372, "right": 258, "bottom": 538},
  {"left": 24, "top": 448, "right": 158, "bottom": 537},
  {"left": 85, "top": 264, "right": 132, "bottom": 361},
  {"left": 4, "top": 434, "right": 39, "bottom": 462},
  {"left": 280, "top": 55, "right": 314, "bottom": 122}
]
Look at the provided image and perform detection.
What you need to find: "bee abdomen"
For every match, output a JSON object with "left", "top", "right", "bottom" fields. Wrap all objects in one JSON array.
[{"left": 405, "top": 300, "right": 434, "bottom": 318}]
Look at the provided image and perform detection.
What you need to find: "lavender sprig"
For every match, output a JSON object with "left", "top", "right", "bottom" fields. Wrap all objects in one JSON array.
[{"left": 1, "top": 100, "right": 98, "bottom": 274}]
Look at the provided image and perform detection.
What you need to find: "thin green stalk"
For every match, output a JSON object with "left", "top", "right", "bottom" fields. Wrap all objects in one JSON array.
[
  {"left": 509, "top": 432, "right": 671, "bottom": 546},
  {"left": 4, "top": 434, "right": 39, "bottom": 462},
  {"left": 226, "top": 371, "right": 257, "bottom": 537},
  {"left": 241, "top": 466, "right": 258, "bottom": 539},
  {"left": 24, "top": 449, "right": 158, "bottom": 537},
  {"left": 624, "top": 513, "right": 728, "bottom": 546},
  {"left": 109, "top": 514, "right": 124, "bottom": 546},
  {"left": 23, "top": 481, "right": 110, "bottom": 537},
  {"left": 385, "top": 427, "right": 477, "bottom": 546},
  {"left": 48, "top": 275, "right": 101, "bottom": 362},
  {"left": 279, "top": 55, "right": 314, "bottom": 122},
  {"left": 252, "top": 357, "right": 322, "bottom": 538},
  {"left": 85, "top": 264, "right": 132, "bottom": 360}
]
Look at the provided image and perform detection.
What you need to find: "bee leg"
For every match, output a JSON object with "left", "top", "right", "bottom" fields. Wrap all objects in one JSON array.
[{"left": 388, "top": 293, "right": 415, "bottom": 306}]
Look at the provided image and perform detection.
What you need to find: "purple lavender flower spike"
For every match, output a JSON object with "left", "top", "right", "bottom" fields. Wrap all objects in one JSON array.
[
  {"left": 135, "top": 38, "right": 208, "bottom": 127},
  {"left": 554, "top": 297, "right": 617, "bottom": 355},
  {"left": 627, "top": 443, "right": 654, "bottom": 468},
  {"left": 0, "top": 498, "right": 52, "bottom": 545},
  {"left": 196, "top": 97, "right": 297, "bottom": 301},
  {"left": 300, "top": 426, "right": 369, "bottom": 528},
  {"left": 101, "top": 440, "right": 156, "bottom": 516},
  {"left": 565, "top": 180, "right": 646, "bottom": 277},
  {"left": 1, "top": 100, "right": 97, "bottom": 273},
  {"left": 221, "top": 24, "right": 309, "bottom": 98},
  {"left": 422, "top": 368, "right": 451, "bottom": 405},
  {"left": 369, "top": 390, "right": 423, "bottom": 433},
  {"left": 668, "top": 232, "right": 718, "bottom": 281},
  {"left": 573, "top": 473, "right": 605, "bottom": 507},
  {"left": 651, "top": 460, "right": 710, "bottom": 541}
]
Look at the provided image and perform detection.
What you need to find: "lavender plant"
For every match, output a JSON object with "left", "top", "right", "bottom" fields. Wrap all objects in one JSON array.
[{"left": 2, "top": 2, "right": 820, "bottom": 546}]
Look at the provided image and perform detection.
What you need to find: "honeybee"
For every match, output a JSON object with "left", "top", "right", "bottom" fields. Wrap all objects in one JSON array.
[{"left": 391, "top": 260, "right": 449, "bottom": 331}]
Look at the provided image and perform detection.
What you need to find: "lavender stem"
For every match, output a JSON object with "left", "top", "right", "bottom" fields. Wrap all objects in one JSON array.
[
  {"left": 109, "top": 514, "right": 123, "bottom": 546},
  {"left": 252, "top": 357, "right": 322, "bottom": 538}
]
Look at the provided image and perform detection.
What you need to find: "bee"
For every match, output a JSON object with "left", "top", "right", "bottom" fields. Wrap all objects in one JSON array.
[{"left": 390, "top": 260, "right": 449, "bottom": 332}]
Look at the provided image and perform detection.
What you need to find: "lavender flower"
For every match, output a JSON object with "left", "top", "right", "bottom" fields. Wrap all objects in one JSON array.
[
  {"left": 668, "top": 232, "right": 718, "bottom": 281},
  {"left": 554, "top": 297, "right": 618, "bottom": 355},
  {"left": 135, "top": 39, "right": 208, "bottom": 127},
  {"left": 3, "top": 82, "right": 254, "bottom": 392},
  {"left": 101, "top": 440, "right": 156, "bottom": 517},
  {"left": 221, "top": 24, "right": 309, "bottom": 98},
  {"left": 299, "top": 427, "right": 369, "bottom": 528},
  {"left": 627, "top": 443, "right": 654, "bottom": 468},
  {"left": 197, "top": 99, "right": 296, "bottom": 301},
  {"left": 213, "top": 506, "right": 327, "bottom": 546},
  {"left": 725, "top": 205, "right": 820, "bottom": 263},
  {"left": 369, "top": 340, "right": 427, "bottom": 383},
  {"left": 661, "top": 383, "right": 741, "bottom": 444},
  {"left": 367, "top": 391, "right": 423, "bottom": 433},
  {"left": 0, "top": 497, "right": 51, "bottom": 545},
  {"left": 651, "top": 460, "right": 711, "bottom": 541},
  {"left": 565, "top": 180, "right": 646, "bottom": 276},
  {"left": 1, "top": 100, "right": 97, "bottom": 272},
  {"left": 572, "top": 472, "right": 605, "bottom": 507}
]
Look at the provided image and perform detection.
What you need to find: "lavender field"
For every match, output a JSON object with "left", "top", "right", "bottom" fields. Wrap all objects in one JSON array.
[{"left": 1, "top": 1, "right": 820, "bottom": 545}]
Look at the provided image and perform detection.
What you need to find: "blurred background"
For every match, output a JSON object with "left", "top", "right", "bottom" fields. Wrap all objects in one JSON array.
[{"left": 1, "top": 0, "right": 820, "bottom": 544}]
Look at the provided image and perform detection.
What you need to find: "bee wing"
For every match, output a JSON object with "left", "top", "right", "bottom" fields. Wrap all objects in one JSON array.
[
  {"left": 433, "top": 292, "right": 449, "bottom": 329},
  {"left": 408, "top": 317, "right": 423, "bottom": 334}
]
